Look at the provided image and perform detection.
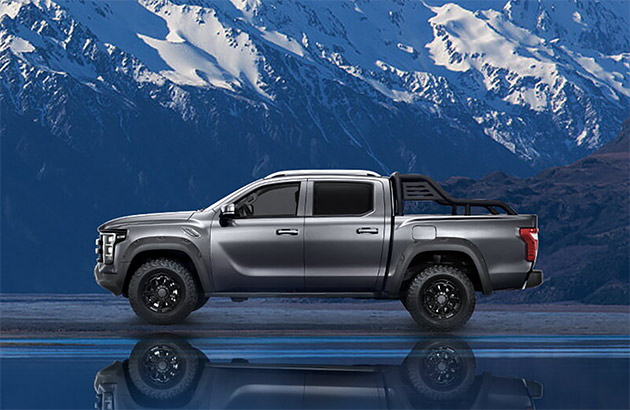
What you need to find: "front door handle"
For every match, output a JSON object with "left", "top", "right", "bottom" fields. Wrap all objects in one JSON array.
[
  {"left": 356, "top": 227, "right": 379, "bottom": 234},
  {"left": 276, "top": 228, "right": 299, "bottom": 236}
]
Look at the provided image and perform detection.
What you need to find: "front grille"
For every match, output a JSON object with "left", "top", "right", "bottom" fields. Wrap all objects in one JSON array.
[{"left": 96, "top": 235, "right": 103, "bottom": 263}]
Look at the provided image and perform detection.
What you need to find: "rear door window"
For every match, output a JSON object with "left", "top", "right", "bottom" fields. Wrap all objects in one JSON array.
[{"left": 313, "top": 182, "right": 373, "bottom": 216}]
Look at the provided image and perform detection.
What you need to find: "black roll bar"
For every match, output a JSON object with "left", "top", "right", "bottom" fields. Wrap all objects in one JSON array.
[{"left": 390, "top": 172, "right": 517, "bottom": 216}]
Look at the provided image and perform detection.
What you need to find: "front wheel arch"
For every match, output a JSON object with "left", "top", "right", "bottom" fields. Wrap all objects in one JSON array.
[{"left": 123, "top": 248, "right": 205, "bottom": 297}]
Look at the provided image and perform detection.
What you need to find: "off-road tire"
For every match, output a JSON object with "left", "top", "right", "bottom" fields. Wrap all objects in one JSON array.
[
  {"left": 129, "top": 258, "right": 199, "bottom": 325},
  {"left": 404, "top": 265, "right": 475, "bottom": 331},
  {"left": 403, "top": 339, "right": 476, "bottom": 401},
  {"left": 127, "top": 336, "right": 203, "bottom": 401}
]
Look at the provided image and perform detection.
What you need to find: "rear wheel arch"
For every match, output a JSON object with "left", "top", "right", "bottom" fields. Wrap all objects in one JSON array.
[{"left": 395, "top": 240, "right": 492, "bottom": 296}]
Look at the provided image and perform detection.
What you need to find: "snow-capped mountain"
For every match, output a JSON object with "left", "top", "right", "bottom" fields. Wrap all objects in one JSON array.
[
  {"left": 0, "top": 0, "right": 628, "bottom": 292},
  {"left": 2, "top": 0, "right": 628, "bottom": 171}
]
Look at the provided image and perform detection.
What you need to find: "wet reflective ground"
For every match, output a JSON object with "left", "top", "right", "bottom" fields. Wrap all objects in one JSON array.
[{"left": 1, "top": 335, "right": 628, "bottom": 409}]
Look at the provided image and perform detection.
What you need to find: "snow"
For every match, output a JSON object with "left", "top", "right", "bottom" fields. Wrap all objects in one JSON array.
[
  {"left": 572, "top": 11, "right": 585, "bottom": 26},
  {"left": 136, "top": 1, "right": 272, "bottom": 98},
  {"left": 5, "top": 0, "right": 624, "bottom": 109},
  {"left": 0, "top": 0, "right": 21, "bottom": 18},
  {"left": 258, "top": 27, "right": 305, "bottom": 57},
  {"left": 7, "top": 36, "right": 34, "bottom": 54},
  {"left": 576, "top": 129, "right": 588, "bottom": 145},
  {"left": 566, "top": 48, "right": 630, "bottom": 99},
  {"left": 365, "top": 77, "right": 415, "bottom": 103},
  {"left": 397, "top": 43, "right": 414, "bottom": 54},
  {"left": 137, "top": 33, "right": 233, "bottom": 89},
  {"left": 0, "top": 0, "right": 628, "bottom": 160},
  {"left": 426, "top": 3, "right": 560, "bottom": 106}
]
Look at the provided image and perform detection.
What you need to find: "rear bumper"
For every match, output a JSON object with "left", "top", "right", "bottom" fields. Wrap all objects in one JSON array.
[
  {"left": 523, "top": 269, "right": 543, "bottom": 289},
  {"left": 525, "top": 379, "right": 544, "bottom": 399}
]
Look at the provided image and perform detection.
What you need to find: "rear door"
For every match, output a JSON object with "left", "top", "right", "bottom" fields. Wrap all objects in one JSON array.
[{"left": 304, "top": 178, "right": 387, "bottom": 291}]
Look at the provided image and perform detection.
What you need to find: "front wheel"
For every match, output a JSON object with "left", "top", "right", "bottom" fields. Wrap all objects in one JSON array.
[
  {"left": 193, "top": 294, "right": 209, "bottom": 311},
  {"left": 127, "top": 336, "right": 204, "bottom": 402},
  {"left": 403, "top": 265, "right": 475, "bottom": 332},
  {"left": 128, "top": 258, "right": 199, "bottom": 324}
]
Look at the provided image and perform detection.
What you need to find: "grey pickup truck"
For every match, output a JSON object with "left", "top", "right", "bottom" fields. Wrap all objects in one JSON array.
[
  {"left": 94, "top": 336, "right": 543, "bottom": 409},
  {"left": 95, "top": 170, "right": 542, "bottom": 330}
]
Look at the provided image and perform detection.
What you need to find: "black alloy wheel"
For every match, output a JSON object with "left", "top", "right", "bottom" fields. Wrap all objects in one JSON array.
[
  {"left": 141, "top": 344, "right": 186, "bottom": 387},
  {"left": 422, "top": 279, "right": 462, "bottom": 320},
  {"left": 128, "top": 258, "right": 199, "bottom": 325},
  {"left": 403, "top": 265, "right": 476, "bottom": 331},
  {"left": 128, "top": 336, "right": 204, "bottom": 401},
  {"left": 142, "top": 273, "right": 183, "bottom": 313},
  {"left": 404, "top": 339, "right": 476, "bottom": 400}
]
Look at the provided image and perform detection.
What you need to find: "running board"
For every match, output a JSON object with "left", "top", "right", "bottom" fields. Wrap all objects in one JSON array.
[{"left": 206, "top": 292, "right": 384, "bottom": 299}]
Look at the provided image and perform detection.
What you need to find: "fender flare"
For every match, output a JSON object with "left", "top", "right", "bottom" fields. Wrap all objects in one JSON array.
[
  {"left": 121, "top": 236, "right": 213, "bottom": 293},
  {"left": 389, "top": 238, "right": 492, "bottom": 295}
]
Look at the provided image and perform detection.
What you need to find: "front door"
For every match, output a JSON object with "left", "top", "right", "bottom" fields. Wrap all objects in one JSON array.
[
  {"left": 304, "top": 179, "right": 386, "bottom": 291},
  {"left": 211, "top": 181, "right": 305, "bottom": 292}
]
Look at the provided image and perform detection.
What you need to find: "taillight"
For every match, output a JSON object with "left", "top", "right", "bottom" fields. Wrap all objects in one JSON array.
[{"left": 519, "top": 228, "right": 539, "bottom": 262}]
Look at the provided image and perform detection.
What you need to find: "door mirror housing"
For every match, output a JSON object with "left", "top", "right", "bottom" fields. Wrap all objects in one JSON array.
[
  {"left": 221, "top": 203, "right": 236, "bottom": 217},
  {"left": 219, "top": 203, "right": 236, "bottom": 226}
]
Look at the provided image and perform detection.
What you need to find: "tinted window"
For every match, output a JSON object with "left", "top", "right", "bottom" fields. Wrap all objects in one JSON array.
[
  {"left": 313, "top": 182, "right": 374, "bottom": 216},
  {"left": 235, "top": 183, "right": 300, "bottom": 218}
]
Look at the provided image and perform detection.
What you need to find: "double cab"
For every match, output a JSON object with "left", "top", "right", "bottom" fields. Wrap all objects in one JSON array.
[{"left": 95, "top": 170, "right": 542, "bottom": 330}]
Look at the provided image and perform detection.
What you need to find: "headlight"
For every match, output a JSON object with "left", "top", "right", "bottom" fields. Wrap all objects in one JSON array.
[
  {"left": 103, "top": 233, "right": 116, "bottom": 264},
  {"left": 97, "top": 230, "right": 127, "bottom": 265}
]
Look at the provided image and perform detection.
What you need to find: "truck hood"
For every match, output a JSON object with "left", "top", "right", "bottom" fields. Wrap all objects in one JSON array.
[{"left": 98, "top": 211, "right": 195, "bottom": 231}]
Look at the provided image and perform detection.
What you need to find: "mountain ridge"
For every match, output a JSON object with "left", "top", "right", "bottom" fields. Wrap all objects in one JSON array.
[
  {"left": 2, "top": 0, "right": 628, "bottom": 170},
  {"left": 444, "top": 118, "right": 629, "bottom": 304},
  {"left": 1, "top": 0, "right": 629, "bottom": 294}
]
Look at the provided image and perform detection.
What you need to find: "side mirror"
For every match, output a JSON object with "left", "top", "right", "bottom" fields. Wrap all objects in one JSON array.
[{"left": 219, "top": 203, "right": 236, "bottom": 226}]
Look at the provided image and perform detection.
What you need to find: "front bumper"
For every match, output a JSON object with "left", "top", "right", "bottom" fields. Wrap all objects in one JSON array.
[
  {"left": 523, "top": 269, "right": 543, "bottom": 289},
  {"left": 94, "top": 262, "right": 127, "bottom": 296}
]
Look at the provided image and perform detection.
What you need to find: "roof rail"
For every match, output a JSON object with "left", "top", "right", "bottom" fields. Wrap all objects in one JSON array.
[{"left": 264, "top": 170, "right": 381, "bottom": 179}]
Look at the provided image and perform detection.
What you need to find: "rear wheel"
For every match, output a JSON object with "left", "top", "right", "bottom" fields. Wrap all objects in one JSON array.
[
  {"left": 403, "top": 339, "right": 476, "bottom": 400},
  {"left": 403, "top": 265, "right": 475, "bottom": 331},
  {"left": 129, "top": 258, "right": 199, "bottom": 324}
]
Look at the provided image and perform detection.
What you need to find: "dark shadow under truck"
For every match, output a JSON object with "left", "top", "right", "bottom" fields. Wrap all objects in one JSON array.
[{"left": 95, "top": 170, "right": 542, "bottom": 330}]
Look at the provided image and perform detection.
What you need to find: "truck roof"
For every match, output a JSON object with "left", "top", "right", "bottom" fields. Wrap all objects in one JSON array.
[
  {"left": 262, "top": 170, "right": 517, "bottom": 216},
  {"left": 264, "top": 170, "right": 381, "bottom": 179}
]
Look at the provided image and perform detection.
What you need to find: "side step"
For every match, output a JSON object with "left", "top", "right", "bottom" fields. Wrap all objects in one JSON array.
[{"left": 208, "top": 292, "right": 382, "bottom": 299}]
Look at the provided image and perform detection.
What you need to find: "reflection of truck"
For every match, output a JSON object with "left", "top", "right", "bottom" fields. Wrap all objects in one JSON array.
[
  {"left": 95, "top": 170, "right": 542, "bottom": 330},
  {"left": 94, "top": 336, "right": 543, "bottom": 410}
]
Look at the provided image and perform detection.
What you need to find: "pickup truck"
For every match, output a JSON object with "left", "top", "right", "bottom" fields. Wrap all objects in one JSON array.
[
  {"left": 95, "top": 170, "right": 542, "bottom": 330},
  {"left": 94, "top": 336, "right": 543, "bottom": 409}
]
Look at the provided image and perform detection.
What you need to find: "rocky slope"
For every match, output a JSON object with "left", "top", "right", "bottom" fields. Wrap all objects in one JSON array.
[{"left": 444, "top": 119, "right": 629, "bottom": 304}]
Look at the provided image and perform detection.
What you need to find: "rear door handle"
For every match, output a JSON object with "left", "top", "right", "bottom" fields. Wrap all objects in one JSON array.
[
  {"left": 276, "top": 228, "right": 299, "bottom": 236},
  {"left": 356, "top": 227, "right": 379, "bottom": 234}
]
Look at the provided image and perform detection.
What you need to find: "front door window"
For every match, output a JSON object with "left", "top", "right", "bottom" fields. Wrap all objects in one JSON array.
[{"left": 235, "top": 183, "right": 300, "bottom": 218}]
